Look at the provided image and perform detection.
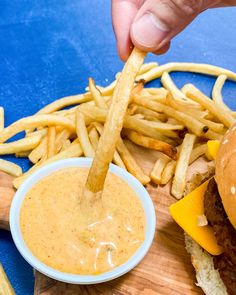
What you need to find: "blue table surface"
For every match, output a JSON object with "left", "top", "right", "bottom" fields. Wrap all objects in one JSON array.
[{"left": 0, "top": 1, "right": 236, "bottom": 294}]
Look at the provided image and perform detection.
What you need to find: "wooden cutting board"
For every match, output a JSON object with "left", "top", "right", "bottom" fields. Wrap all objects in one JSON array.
[{"left": 0, "top": 143, "right": 205, "bottom": 295}]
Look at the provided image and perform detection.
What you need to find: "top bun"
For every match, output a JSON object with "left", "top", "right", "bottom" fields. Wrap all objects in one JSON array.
[{"left": 215, "top": 122, "right": 236, "bottom": 230}]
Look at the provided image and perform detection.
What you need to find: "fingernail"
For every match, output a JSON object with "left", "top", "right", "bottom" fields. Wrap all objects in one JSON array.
[{"left": 131, "top": 13, "right": 169, "bottom": 49}]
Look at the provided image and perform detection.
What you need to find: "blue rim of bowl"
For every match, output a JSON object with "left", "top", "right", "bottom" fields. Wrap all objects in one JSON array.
[{"left": 10, "top": 157, "right": 156, "bottom": 284}]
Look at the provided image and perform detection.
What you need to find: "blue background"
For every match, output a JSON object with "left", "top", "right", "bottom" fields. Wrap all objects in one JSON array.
[{"left": 0, "top": 1, "right": 236, "bottom": 294}]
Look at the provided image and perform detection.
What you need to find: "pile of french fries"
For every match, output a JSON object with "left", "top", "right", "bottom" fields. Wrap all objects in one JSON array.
[{"left": 0, "top": 61, "right": 236, "bottom": 199}]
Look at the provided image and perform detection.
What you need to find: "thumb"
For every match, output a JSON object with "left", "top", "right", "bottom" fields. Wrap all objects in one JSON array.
[{"left": 131, "top": 0, "right": 207, "bottom": 52}]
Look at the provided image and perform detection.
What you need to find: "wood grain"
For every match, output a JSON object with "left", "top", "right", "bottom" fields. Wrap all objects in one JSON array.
[
  {"left": 0, "top": 172, "right": 15, "bottom": 230},
  {"left": 0, "top": 143, "right": 206, "bottom": 295}
]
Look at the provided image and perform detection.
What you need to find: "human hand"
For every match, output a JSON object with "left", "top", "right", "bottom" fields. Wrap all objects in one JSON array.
[{"left": 112, "top": 0, "right": 236, "bottom": 61}]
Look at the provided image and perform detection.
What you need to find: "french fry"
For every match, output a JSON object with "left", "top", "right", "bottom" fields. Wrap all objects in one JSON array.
[
  {"left": 0, "top": 263, "right": 15, "bottom": 295},
  {"left": 0, "top": 115, "right": 75, "bottom": 143},
  {"left": 61, "top": 139, "right": 71, "bottom": 151},
  {"left": 55, "top": 129, "right": 71, "bottom": 153},
  {"left": 117, "top": 138, "right": 150, "bottom": 185},
  {"left": 0, "top": 107, "right": 4, "bottom": 132},
  {"left": 85, "top": 77, "right": 118, "bottom": 96},
  {"left": 171, "top": 134, "right": 196, "bottom": 199},
  {"left": 166, "top": 93, "right": 224, "bottom": 133},
  {"left": 136, "top": 62, "right": 236, "bottom": 82},
  {"left": 36, "top": 93, "right": 91, "bottom": 115},
  {"left": 0, "top": 159, "right": 22, "bottom": 177},
  {"left": 184, "top": 84, "right": 235, "bottom": 128},
  {"left": 144, "top": 87, "right": 168, "bottom": 97},
  {"left": 197, "top": 117, "right": 224, "bottom": 134},
  {"left": 88, "top": 127, "right": 100, "bottom": 150},
  {"left": 133, "top": 96, "right": 208, "bottom": 136},
  {"left": 161, "top": 160, "right": 176, "bottom": 185},
  {"left": 166, "top": 93, "right": 209, "bottom": 119},
  {"left": 161, "top": 72, "right": 201, "bottom": 109},
  {"left": 134, "top": 94, "right": 166, "bottom": 104},
  {"left": 212, "top": 75, "right": 227, "bottom": 102},
  {"left": 140, "top": 120, "right": 182, "bottom": 138},
  {"left": 124, "top": 129, "right": 177, "bottom": 159},
  {"left": 15, "top": 151, "right": 31, "bottom": 158},
  {"left": 212, "top": 74, "right": 233, "bottom": 115},
  {"left": 78, "top": 104, "right": 107, "bottom": 125},
  {"left": 189, "top": 143, "right": 208, "bottom": 164},
  {"left": 79, "top": 104, "right": 176, "bottom": 144},
  {"left": 0, "top": 135, "right": 42, "bottom": 155},
  {"left": 13, "top": 141, "right": 83, "bottom": 189},
  {"left": 204, "top": 129, "right": 224, "bottom": 141},
  {"left": 138, "top": 62, "right": 158, "bottom": 75},
  {"left": 131, "top": 104, "right": 167, "bottom": 121},
  {"left": 26, "top": 128, "right": 48, "bottom": 138},
  {"left": 113, "top": 150, "right": 126, "bottom": 169},
  {"left": 124, "top": 116, "right": 176, "bottom": 145},
  {"left": 85, "top": 48, "right": 146, "bottom": 193},
  {"left": 53, "top": 106, "right": 78, "bottom": 116},
  {"left": 47, "top": 127, "right": 56, "bottom": 158},
  {"left": 76, "top": 111, "right": 95, "bottom": 157},
  {"left": 127, "top": 104, "right": 137, "bottom": 116},
  {"left": 131, "top": 114, "right": 145, "bottom": 120},
  {"left": 28, "top": 137, "right": 47, "bottom": 164},
  {"left": 166, "top": 118, "right": 182, "bottom": 125},
  {"left": 86, "top": 63, "right": 157, "bottom": 95},
  {"left": 131, "top": 80, "right": 145, "bottom": 96},
  {"left": 150, "top": 155, "right": 170, "bottom": 184},
  {"left": 89, "top": 78, "right": 107, "bottom": 109}
]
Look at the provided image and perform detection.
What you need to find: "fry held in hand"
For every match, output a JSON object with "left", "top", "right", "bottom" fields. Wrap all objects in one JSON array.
[
  {"left": 94, "top": 122, "right": 126, "bottom": 169},
  {"left": 85, "top": 48, "right": 146, "bottom": 194}
]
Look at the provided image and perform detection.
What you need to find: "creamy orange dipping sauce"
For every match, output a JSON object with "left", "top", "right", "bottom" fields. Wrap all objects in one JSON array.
[{"left": 20, "top": 167, "right": 145, "bottom": 275}]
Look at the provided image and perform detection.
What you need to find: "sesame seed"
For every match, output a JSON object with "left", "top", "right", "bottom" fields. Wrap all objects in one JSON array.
[
  {"left": 222, "top": 139, "right": 228, "bottom": 145},
  {"left": 231, "top": 186, "right": 236, "bottom": 195}
]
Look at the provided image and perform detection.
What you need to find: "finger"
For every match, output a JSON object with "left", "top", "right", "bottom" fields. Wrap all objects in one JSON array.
[
  {"left": 130, "top": 0, "right": 206, "bottom": 53},
  {"left": 153, "top": 41, "right": 170, "bottom": 55},
  {"left": 112, "top": 0, "right": 142, "bottom": 61}
]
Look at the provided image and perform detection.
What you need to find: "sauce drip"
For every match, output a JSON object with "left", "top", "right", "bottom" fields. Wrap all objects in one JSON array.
[{"left": 20, "top": 167, "right": 145, "bottom": 274}]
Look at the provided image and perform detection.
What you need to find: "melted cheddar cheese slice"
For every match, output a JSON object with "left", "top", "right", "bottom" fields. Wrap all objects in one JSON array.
[
  {"left": 207, "top": 140, "right": 220, "bottom": 160},
  {"left": 169, "top": 140, "right": 222, "bottom": 255}
]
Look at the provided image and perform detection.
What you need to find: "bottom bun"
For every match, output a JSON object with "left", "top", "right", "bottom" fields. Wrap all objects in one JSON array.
[{"left": 185, "top": 234, "right": 227, "bottom": 295}]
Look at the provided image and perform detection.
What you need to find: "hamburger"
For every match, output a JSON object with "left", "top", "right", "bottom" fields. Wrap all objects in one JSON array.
[{"left": 172, "top": 123, "right": 236, "bottom": 295}]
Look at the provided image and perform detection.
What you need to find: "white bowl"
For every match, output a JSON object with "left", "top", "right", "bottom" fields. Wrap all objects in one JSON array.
[{"left": 10, "top": 158, "right": 156, "bottom": 284}]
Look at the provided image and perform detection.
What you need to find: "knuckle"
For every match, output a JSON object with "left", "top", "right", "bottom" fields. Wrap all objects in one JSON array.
[
  {"left": 165, "top": 0, "right": 204, "bottom": 16},
  {"left": 181, "top": 0, "right": 204, "bottom": 14}
]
